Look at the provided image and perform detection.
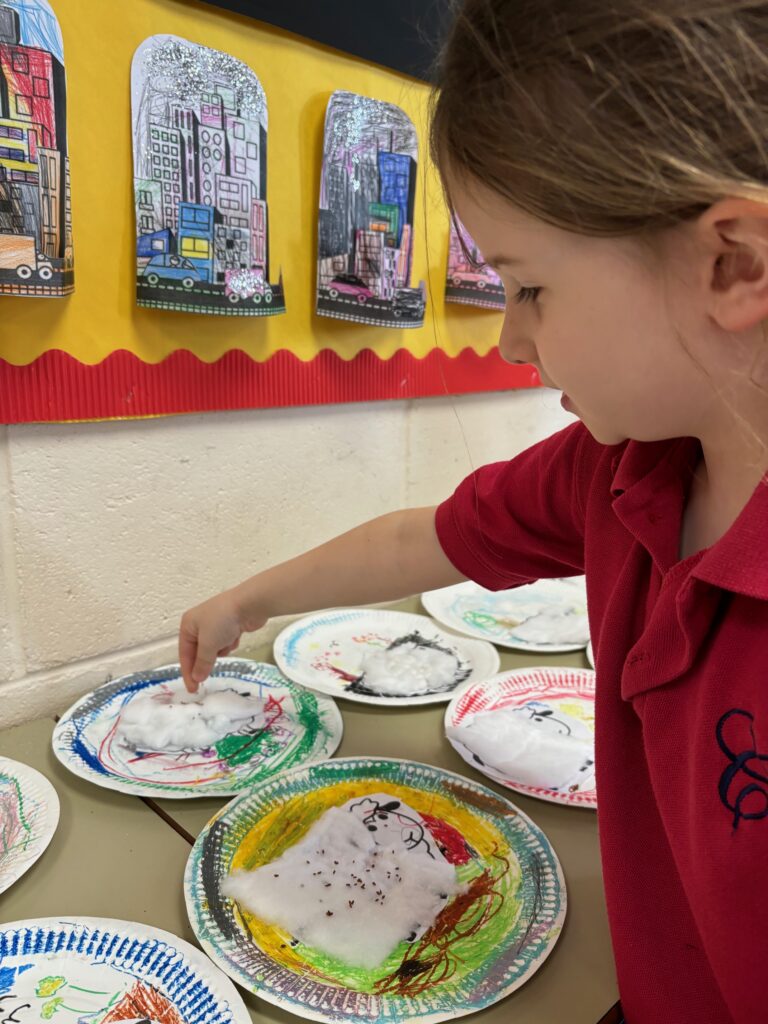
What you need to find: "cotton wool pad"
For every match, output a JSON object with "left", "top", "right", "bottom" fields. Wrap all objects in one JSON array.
[
  {"left": 117, "top": 680, "right": 265, "bottom": 752},
  {"left": 223, "top": 794, "right": 463, "bottom": 969},
  {"left": 506, "top": 603, "right": 589, "bottom": 645},
  {"left": 447, "top": 708, "right": 593, "bottom": 790},
  {"left": 360, "top": 643, "right": 459, "bottom": 696}
]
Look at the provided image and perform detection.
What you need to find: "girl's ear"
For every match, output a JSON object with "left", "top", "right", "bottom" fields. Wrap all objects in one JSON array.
[{"left": 700, "top": 198, "right": 768, "bottom": 333}]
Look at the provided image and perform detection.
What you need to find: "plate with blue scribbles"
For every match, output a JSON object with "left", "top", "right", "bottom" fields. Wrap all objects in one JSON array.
[
  {"left": 0, "top": 917, "right": 250, "bottom": 1024},
  {"left": 52, "top": 659, "right": 342, "bottom": 798}
]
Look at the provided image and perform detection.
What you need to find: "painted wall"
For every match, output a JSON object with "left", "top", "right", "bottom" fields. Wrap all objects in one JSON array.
[
  {"left": 0, "top": 390, "right": 573, "bottom": 727},
  {"left": 0, "top": 0, "right": 576, "bottom": 726}
]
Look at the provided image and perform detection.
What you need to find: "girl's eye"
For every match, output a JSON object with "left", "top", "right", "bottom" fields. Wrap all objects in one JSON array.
[{"left": 513, "top": 286, "right": 541, "bottom": 304}]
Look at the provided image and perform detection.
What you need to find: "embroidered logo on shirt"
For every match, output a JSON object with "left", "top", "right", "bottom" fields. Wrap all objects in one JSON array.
[{"left": 716, "top": 708, "right": 768, "bottom": 830}]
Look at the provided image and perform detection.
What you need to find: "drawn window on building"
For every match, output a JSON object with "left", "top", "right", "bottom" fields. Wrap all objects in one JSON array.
[
  {"left": 33, "top": 76, "right": 50, "bottom": 98},
  {"left": 234, "top": 122, "right": 244, "bottom": 139},
  {"left": 12, "top": 52, "right": 29, "bottom": 73},
  {"left": 247, "top": 142, "right": 258, "bottom": 160},
  {"left": 181, "top": 237, "right": 210, "bottom": 258},
  {"left": 234, "top": 157, "right": 245, "bottom": 175},
  {"left": 140, "top": 215, "right": 153, "bottom": 231},
  {"left": 15, "top": 95, "right": 32, "bottom": 117}
]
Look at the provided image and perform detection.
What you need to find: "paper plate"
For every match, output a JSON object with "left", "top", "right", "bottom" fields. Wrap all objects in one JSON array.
[
  {"left": 445, "top": 668, "right": 597, "bottom": 809},
  {"left": 0, "top": 757, "right": 59, "bottom": 895},
  {"left": 185, "top": 756, "right": 566, "bottom": 1024},
  {"left": 421, "top": 577, "right": 590, "bottom": 652},
  {"left": 52, "top": 659, "right": 343, "bottom": 799},
  {"left": 273, "top": 608, "right": 500, "bottom": 706},
  {"left": 0, "top": 917, "right": 250, "bottom": 1024}
]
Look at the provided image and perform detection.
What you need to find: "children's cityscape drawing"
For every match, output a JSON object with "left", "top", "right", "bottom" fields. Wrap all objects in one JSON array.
[
  {"left": 0, "top": 0, "right": 73, "bottom": 297},
  {"left": 445, "top": 217, "right": 505, "bottom": 309},
  {"left": 131, "top": 35, "right": 285, "bottom": 316},
  {"left": 317, "top": 90, "right": 425, "bottom": 328}
]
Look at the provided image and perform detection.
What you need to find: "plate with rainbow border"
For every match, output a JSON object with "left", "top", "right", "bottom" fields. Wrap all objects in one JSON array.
[{"left": 185, "top": 756, "right": 566, "bottom": 1024}]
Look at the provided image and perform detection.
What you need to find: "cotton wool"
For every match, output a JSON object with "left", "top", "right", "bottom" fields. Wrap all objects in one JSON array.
[
  {"left": 117, "top": 680, "right": 265, "bottom": 752},
  {"left": 223, "top": 794, "right": 463, "bottom": 969}
]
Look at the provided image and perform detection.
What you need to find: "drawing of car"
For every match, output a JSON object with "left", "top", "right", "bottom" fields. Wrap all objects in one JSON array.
[
  {"left": 225, "top": 267, "right": 273, "bottom": 304},
  {"left": 328, "top": 274, "right": 374, "bottom": 303},
  {"left": 0, "top": 234, "right": 54, "bottom": 280},
  {"left": 393, "top": 286, "right": 426, "bottom": 319},
  {"left": 450, "top": 267, "right": 499, "bottom": 289},
  {"left": 142, "top": 254, "right": 201, "bottom": 289}
]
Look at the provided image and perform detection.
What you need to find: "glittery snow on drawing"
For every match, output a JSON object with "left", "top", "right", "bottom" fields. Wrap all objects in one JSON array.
[
  {"left": 317, "top": 90, "right": 425, "bottom": 328},
  {"left": 131, "top": 35, "right": 285, "bottom": 317}
]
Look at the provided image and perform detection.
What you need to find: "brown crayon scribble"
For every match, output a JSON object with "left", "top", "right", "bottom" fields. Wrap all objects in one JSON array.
[
  {"left": 374, "top": 847, "right": 510, "bottom": 997},
  {"left": 100, "top": 980, "right": 184, "bottom": 1024},
  {"left": 443, "top": 781, "right": 516, "bottom": 817}
]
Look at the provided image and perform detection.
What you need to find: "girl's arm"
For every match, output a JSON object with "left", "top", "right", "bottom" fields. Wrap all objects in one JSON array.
[{"left": 178, "top": 506, "right": 465, "bottom": 690}]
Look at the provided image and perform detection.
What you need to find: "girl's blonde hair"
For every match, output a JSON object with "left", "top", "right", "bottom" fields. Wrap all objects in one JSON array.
[{"left": 430, "top": 0, "right": 768, "bottom": 236}]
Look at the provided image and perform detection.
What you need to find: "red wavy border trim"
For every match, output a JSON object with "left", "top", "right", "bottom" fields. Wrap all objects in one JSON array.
[{"left": 0, "top": 347, "right": 539, "bottom": 423}]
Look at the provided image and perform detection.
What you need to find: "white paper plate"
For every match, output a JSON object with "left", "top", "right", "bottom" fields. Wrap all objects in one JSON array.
[
  {"left": 0, "top": 757, "right": 59, "bottom": 895},
  {"left": 185, "top": 756, "right": 566, "bottom": 1024},
  {"left": 53, "top": 659, "right": 343, "bottom": 798},
  {"left": 422, "top": 577, "right": 589, "bottom": 652},
  {"left": 444, "top": 667, "right": 597, "bottom": 809},
  {"left": 273, "top": 608, "right": 500, "bottom": 706},
  {"left": 0, "top": 917, "right": 250, "bottom": 1024}
]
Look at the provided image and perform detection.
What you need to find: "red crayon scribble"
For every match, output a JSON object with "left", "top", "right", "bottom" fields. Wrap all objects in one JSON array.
[
  {"left": 100, "top": 980, "right": 184, "bottom": 1024},
  {"left": 420, "top": 813, "right": 473, "bottom": 865},
  {"left": 374, "top": 847, "right": 510, "bottom": 997}
]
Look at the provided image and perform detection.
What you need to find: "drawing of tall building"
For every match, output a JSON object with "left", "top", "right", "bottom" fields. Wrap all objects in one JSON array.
[
  {"left": 354, "top": 228, "right": 384, "bottom": 295},
  {"left": 135, "top": 177, "right": 162, "bottom": 236},
  {"left": 396, "top": 223, "right": 412, "bottom": 287},
  {"left": 378, "top": 152, "right": 415, "bottom": 247},
  {"left": 200, "top": 91, "right": 224, "bottom": 129},
  {"left": 195, "top": 120, "right": 225, "bottom": 208},
  {"left": 148, "top": 122, "right": 183, "bottom": 231},
  {"left": 0, "top": 1, "right": 68, "bottom": 264},
  {"left": 225, "top": 114, "right": 261, "bottom": 196},
  {"left": 168, "top": 102, "right": 198, "bottom": 204},
  {"left": 37, "top": 144, "right": 59, "bottom": 255},
  {"left": 250, "top": 197, "right": 266, "bottom": 270}
]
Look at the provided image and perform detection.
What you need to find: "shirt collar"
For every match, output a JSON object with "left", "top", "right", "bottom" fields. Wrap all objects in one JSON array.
[{"left": 609, "top": 435, "right": 768, "bottom": 599}]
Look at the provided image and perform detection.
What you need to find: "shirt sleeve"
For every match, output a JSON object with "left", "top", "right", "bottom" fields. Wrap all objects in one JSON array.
[{"left": 434, "top": 421, "right": 602, "bottom": 590}]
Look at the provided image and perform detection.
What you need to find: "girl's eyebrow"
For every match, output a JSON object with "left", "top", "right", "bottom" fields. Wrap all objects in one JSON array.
[{"left": 484, "top": 254, "right": 525, "bottom": 269}]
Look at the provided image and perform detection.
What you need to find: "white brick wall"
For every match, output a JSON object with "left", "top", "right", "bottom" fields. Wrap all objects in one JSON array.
[{"left": 0, "top": 389, "right": 572, "bottom": 727}]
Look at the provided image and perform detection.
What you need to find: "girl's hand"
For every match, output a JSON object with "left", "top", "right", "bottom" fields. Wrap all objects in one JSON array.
[{"left": 178, "top": 589, "right": 264, "bottom": 692}]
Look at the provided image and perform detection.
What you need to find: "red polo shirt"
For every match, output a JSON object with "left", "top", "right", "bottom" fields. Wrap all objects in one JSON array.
[{"left": 435, "top": 421, "right": 768, "bottom": 1024}]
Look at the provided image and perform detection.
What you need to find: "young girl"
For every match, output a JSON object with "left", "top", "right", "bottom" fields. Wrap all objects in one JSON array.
[{"left": 179, "top": 2, "right": 768, "bottom": 1020}]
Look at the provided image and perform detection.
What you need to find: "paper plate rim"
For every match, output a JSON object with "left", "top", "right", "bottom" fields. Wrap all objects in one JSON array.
[
  {"left": 273, "top": 607, "right": 501, "bottom": 706},
  {"left": 421, "top": 579, "right": 590, "bottom": 653},
  {"left": 444, "top": 667, "right": 598, "bottom": 810},
  {"left": 0, "top": 915, "right": 251, "bottom": 1024},
  {"left": 51, "top": 659, "right": 344, "bottom": 799},
  {"left": 184, "top": 754, "right": 567, "bottom": 1024}
]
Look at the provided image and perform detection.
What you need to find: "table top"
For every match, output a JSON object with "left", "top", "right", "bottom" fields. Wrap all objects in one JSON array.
[{"left": 0, "top": 600, "right": 619, "bottom": 1024}]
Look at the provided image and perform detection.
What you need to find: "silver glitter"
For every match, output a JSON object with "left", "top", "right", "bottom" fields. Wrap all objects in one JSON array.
[
  {"left": 142, "top": 36, "right": 267, "bottom": 123},
  {"left": 323, "top": 90, "right": 417, "bottom": 195}
]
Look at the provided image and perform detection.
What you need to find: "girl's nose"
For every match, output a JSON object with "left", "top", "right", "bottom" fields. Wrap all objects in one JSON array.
[{"left": 498, "top": 305, "right": 538, "bottom": 366}]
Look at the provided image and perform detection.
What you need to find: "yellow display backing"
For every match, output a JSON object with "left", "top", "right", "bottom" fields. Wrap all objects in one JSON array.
[{"left": 0, "top": 0, "right": 504, "bottom": 367}]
